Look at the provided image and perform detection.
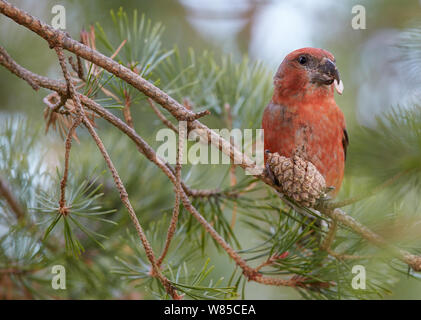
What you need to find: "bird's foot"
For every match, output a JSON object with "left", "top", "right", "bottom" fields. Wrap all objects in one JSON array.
[{"left": 318, "top": 186, "right": 335, "bottom": 203}]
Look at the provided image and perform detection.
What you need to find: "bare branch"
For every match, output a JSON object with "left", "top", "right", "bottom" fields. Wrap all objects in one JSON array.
[
  {"left": 224, "top": 103, "right": 238, "bottom": 228},
  {"left": 58, "top": 119, "right": 80, "bottom": 216},
  {"left": 157, "top": 119, "right": 185, "bottom": 267},
  {"left": 54, "top": 46, "right": 85, "bottom": 217},
  {"left": 122, "top": 90, "right": 134, "bottom": 128}
]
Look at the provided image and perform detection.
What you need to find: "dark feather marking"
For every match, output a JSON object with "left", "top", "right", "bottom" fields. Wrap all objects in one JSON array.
[{"left": 342, "top": 128, "right": 349, "bottom": 161}]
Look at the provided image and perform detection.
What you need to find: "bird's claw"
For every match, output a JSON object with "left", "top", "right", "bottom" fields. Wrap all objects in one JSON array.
[{"left": 318, "top": 186, "right": 335, "bottom": 202}]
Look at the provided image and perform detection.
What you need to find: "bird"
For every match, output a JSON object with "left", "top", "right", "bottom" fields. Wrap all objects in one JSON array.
[{"left": 262, "top": 47, "right": 348, "bottom": 196}]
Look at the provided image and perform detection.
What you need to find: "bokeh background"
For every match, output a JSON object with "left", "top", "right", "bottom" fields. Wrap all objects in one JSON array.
[{"left": 2, "top": 0, "right": 421, "bottom": 299}]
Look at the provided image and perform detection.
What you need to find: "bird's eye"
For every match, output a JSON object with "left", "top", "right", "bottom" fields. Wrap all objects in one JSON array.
[{"left": 298, "top": 56, "right": 307, "bottom": 65}]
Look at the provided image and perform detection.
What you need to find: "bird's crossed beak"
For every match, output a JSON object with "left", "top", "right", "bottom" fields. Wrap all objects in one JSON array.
[{"left": 313, "top": 58, "right": 344, "bottom": 95}]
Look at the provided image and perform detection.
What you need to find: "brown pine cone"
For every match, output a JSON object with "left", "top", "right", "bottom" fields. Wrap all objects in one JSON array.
[{"left": 266, "top": 152, "right": 326, "bottom": 207}]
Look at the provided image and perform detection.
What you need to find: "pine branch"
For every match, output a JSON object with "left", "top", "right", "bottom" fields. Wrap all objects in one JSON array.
[
  {"left": 1, "top": 1, "right": 421, "bottom": 299},
  {"left": 58, "top": 119, "right": 80, "bottom": 216},
  {"left": 224, "top": 103, "right": 238, "bottom": 228},
  {"left": 157, "top": 117, "right": 184, "bottom": 267},
  {"left": 122, "top": 90, "right": 134, "bottom": 128}
]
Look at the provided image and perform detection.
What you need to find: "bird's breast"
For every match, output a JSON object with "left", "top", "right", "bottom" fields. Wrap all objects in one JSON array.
[{"left": 262, "top": 101, "right": 345, "bottom": 191}]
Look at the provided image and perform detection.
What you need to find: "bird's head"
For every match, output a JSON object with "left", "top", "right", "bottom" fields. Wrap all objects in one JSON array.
[{"left": 273, "top": 48, "right": 343, "bottom": 100}]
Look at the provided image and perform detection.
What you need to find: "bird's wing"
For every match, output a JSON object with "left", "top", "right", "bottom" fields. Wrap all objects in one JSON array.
[{"left": 342, "top": 128, "right": 349, "bottom": 161}]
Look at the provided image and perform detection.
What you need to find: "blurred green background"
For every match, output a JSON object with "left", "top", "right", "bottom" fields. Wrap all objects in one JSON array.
[{"left": 2, "top": 0, "right": 421, "bottom": 299}]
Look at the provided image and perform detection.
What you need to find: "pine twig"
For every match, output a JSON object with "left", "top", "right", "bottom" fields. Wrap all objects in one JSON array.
[
  {"left": 54, "top": 46, "right": 85, "bottom": 216},
  {"left": 157, "top": 119, "right": 185, "bottom": 267},
  {"left": 58, "top": 119, "right": 80, "bottom": 216},
  {"left": 54, "top": 46, "right": 84, "bottom": 116},
  {"left": 224, "top": 103, "right": 238, "bottom": 228},
  {"left": 122, "top": 90, "right": 134, "bottom": 128},
  {"left": 254, "top": 252, "right": 289, "bottom": 272},
  {"left": 68, "top": 55, "right": 85, "bottom": 81}
]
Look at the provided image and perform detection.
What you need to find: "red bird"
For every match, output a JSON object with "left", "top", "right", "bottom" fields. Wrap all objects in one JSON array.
[{"left": 262, "top": 48, "right": 348, "bottom": 195}]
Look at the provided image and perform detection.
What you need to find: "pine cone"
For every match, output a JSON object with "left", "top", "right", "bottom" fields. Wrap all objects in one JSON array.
[{"left": 267, "top": 152, "right": 326, "bottom": 207}]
